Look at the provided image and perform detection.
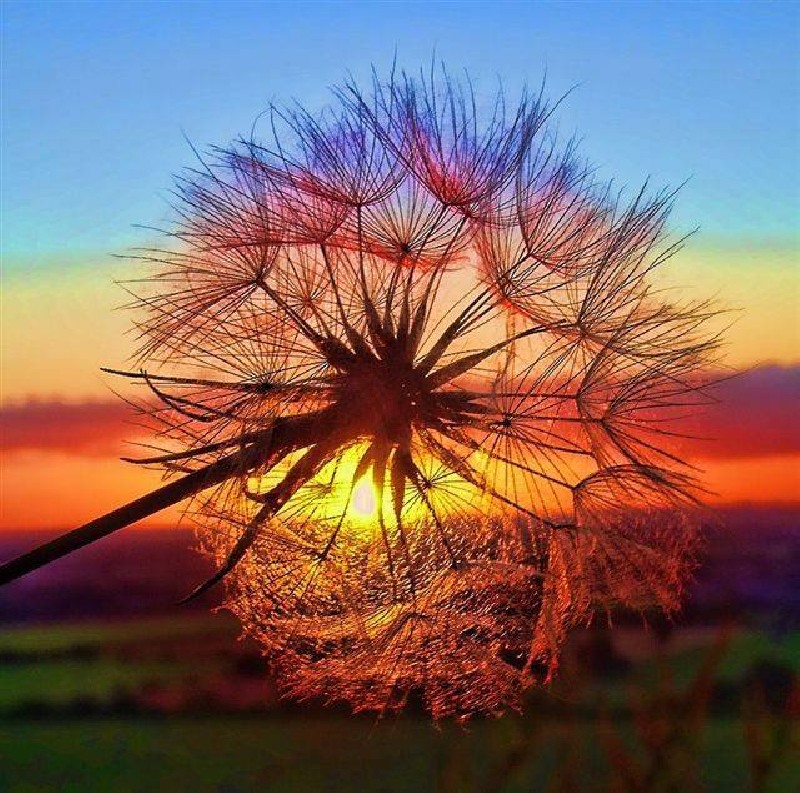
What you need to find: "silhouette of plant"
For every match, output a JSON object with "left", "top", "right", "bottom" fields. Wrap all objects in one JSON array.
[{"left": 0, "top": 66, "right": 720, "bottom": 717}]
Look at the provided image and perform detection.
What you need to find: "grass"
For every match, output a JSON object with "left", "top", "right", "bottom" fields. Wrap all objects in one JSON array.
[
  {"left": 0, "top": 659, "right": 212, "bottom": 710},
  {"left": 0, "top": 616, "right": 234, "bottom": 712},
  {"left": 1, "top": 717, "right": 432, "bottom": 793},
  {"left": 2, "top": 617, "right": 797, "bottom": 713},
  {"left": 1, "top": 716, "right": 797, "bottom": 792},
  {"left": 0, "top": 615, "right": 233, "bottom": 654},
  {"left": 0, "top": 617, "right": 797, "bottom": 791}
]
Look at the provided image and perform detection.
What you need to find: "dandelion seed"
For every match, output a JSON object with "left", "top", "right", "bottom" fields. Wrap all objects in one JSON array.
[{"left": 0, "top": 65, "right": 720, "bottom": 718}]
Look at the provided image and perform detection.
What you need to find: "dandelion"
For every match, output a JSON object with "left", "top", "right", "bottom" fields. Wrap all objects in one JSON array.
[{"left": 0, "top": 67, "right": 720, "bottom": 717}]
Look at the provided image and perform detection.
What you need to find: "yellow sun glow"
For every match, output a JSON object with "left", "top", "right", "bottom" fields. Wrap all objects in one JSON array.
[
  {"left": 245, "top": 441, "right": 496, "bottom": 537},
  {"left": 351, "top": 478, "right": 377, "bottom": 517}
]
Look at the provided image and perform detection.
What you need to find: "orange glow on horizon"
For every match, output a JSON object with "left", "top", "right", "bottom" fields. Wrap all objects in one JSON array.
[
  {"left": 2, "top": 448, "right": 798, "bottom": 533},
  {"left": 701, "top": 454, "right": 800, "bottom": 506},
  {"left": 0, "top": 451, "right": 181, "bottom": 531}
]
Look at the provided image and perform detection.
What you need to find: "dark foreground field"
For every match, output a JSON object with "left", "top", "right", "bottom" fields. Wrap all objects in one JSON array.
[
  {"left": 0, "top": 507, "right": 798, "bottom": 792},
  {"left": 0, "top": 617, "right": 798, "bottom": 792},
  {"left": 3, "top": 714, "right": 795, "bottom": 792}
]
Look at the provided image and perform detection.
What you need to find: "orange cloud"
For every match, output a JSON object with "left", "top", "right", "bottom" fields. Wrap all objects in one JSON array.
[
  {"left": 682, "top": 365, "right": 800, "bottom": 459},
  {"left": 0, "top": 400, "right": 137, "bottom": 456},
  {"left": 3, "top": 365, "right": 797, "bottom": 460}
]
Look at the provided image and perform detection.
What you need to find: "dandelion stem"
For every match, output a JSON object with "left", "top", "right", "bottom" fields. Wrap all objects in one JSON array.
[{"left": 0, "top": 412, "right": 324, "bottom": 586}]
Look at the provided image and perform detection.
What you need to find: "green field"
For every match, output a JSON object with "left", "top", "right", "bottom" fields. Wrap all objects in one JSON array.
[
  {"left": 0, "top": 617, "right": 797, "bottom": 792},
  {"left": 3, "top": 715, "right": 798, "bottom": 792}
]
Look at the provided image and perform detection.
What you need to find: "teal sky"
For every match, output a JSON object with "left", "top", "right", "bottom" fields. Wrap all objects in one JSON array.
[{"left": 2, "top": 1, "right": 798, "bottom": 268}]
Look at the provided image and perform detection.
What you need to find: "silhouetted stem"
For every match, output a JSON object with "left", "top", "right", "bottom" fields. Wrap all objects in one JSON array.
[
  {"left": 0, "top": 457, "right": 238, "bottom": 586},
  {"left": 0, "top": 412, "right": 326, "bottom": 586}
]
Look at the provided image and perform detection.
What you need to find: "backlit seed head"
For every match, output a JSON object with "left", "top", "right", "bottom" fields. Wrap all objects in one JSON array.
[{"left": 121, "top": 66, "right": 719, "bottom": 718}]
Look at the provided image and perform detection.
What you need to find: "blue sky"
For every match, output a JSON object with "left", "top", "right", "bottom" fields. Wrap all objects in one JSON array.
[{"left": 2, "top": 0, "right": 798, "bottom": 266}]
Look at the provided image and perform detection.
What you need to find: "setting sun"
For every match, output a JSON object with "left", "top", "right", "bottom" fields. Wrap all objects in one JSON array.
[{"left": 351, "top": 478, "right": 377, "bottom": 518}]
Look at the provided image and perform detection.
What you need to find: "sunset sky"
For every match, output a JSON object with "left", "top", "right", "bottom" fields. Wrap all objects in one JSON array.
[{"left": 1, "top": 1, "right": 798, "bottom": 529}]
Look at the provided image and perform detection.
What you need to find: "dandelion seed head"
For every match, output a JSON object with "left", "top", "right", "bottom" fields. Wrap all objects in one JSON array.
[{"left": 122, "top": 67, "right": 718, "bottom": 718}]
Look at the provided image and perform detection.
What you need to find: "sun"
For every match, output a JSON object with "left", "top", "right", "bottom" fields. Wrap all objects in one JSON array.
[{"left": 350, "top": 478, "right": 378, "bottom": 518}]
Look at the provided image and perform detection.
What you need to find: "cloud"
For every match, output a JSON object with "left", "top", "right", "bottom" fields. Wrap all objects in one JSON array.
[
  {"left": 0, "top": 399, "right": 136, "bottom": 456},
  {"left": 683, "top": 365, "right": 800, "bottom": 459},
  {"left": 1, "top": 365, "right": 798, "bottom": 461}
]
